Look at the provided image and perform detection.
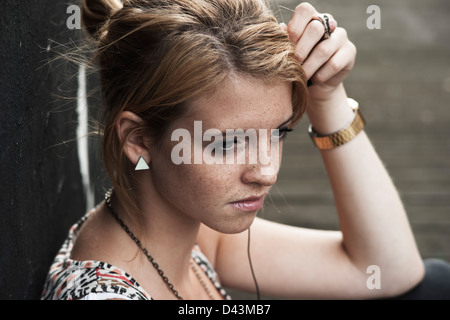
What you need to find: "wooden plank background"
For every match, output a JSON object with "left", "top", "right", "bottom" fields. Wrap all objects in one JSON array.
[{"left": 227, "top": 0, "right": 450, "bottom": 299}]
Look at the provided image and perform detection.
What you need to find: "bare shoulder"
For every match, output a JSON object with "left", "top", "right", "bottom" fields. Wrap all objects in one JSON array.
[{"left": 70, "top": 204, "right": 123, "bottom": 262}]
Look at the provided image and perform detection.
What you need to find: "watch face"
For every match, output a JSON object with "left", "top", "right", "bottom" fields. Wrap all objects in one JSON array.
[{"left": 347, "top": 98, "right": 359, "bottom": 111}]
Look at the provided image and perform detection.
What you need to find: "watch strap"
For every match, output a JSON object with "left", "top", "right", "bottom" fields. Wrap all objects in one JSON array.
[{"left": 308, "top": 98, "right": 365, "bottom": 150}]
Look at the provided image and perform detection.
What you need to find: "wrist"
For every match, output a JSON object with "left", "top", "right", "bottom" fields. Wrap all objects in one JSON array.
[
  {"left": 308, "top": 99, "right": 365, "bottom": 150},
  {"left": 306, "top": 84, "right": 354, "bottom": 135}
]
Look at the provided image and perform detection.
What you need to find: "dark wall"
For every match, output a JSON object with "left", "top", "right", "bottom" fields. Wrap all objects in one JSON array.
[{"left": 0, "top": 0, "right": 90, "bottom": 299}]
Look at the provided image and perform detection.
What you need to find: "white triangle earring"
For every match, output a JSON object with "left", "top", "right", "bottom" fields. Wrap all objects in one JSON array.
[{"left": 135, "top": 156, "right": 150, "bottom": 171}]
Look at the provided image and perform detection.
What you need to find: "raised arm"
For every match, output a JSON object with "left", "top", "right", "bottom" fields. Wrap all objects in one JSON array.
[
  {"left": 213, "top": 3, "right": 424, "bottom": 299},
  {"left": 293, "top": 2, "right": 424, "bottom": 287}
]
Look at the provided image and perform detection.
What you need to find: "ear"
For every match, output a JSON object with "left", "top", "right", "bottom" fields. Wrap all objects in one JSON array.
[{"left": 116, "top": 111, "right": 151, "bottom": 168}]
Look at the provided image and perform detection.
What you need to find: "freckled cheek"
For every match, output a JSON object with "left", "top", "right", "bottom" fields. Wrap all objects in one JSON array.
[
  {"left": 151, "top": 141, "right": 242, "bottom": 211},
  {"left": 177, "top": 165, "right": 235, "bottom": 206},
  {"left": 153, "top": 157, "right": 236, "bottom": 211}
]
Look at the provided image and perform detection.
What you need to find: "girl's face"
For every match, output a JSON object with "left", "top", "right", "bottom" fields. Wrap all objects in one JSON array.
[{"left": 149, "top": 75, "right": 294, "bottom": 234}]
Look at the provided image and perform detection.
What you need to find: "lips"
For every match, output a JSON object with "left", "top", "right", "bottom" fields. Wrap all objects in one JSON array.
[{"left": 229, "top": 194, "right": 265, "bottom": 212}]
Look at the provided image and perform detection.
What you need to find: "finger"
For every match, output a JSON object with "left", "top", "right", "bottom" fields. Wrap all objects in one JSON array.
[
  {"left": 287, "top": 2, "right": 317, "bottom": 44},
  {"left": 319, "top": 13, "right": 338, "bottom": 36},
  {"left": 328, "top": 17, "right": 338, "bottom": 33},
  {"left": 279, "top": 22, "right": 287, "bottom": 32},
  {"left": 310, "top": 40, "right": 356, "bottom": 86},
  {"left": 300, "top": 27, "right": 347, "bottom": 79},
  {"left": 293, "top": 19, "right": 328, "bottom": 64}
]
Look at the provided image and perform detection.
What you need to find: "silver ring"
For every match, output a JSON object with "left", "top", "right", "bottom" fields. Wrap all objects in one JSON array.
[{"left": 312, "top": 14, "right": 331, "bottom": 40}]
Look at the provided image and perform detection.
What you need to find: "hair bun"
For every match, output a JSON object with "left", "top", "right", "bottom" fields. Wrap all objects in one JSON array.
[{"left": 82, "top": 0, "right": 123, "bottom": 40}]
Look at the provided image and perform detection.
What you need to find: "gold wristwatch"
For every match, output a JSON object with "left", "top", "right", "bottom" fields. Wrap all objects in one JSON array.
[{"left": 308, "top": 98, "right": 365, "bottom": 150}]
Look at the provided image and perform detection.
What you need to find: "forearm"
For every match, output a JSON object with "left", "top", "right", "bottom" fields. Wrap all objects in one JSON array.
[
  {"left": 308, "top": 86, "right": 424, "bottom": 287},
  {"left": 285, "top": 2, "right": 424, "bottom": 293}
]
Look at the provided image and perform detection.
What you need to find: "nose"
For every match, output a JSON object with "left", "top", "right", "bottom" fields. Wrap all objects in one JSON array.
[
  {"left": 241, "top": 162, "right": 279, "bottom": 186},
  {"left": 240, "top": 129, "right": 282, "bottom": 186}
]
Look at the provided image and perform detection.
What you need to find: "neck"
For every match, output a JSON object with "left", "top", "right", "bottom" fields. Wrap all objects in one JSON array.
[{"left": 108, "top": 185, "right": 201, "bottom": 286}]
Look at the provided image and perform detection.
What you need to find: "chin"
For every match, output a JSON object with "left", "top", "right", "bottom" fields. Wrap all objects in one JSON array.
[{"left": 207, "top": 210, "right": 258, "bottom": 234}]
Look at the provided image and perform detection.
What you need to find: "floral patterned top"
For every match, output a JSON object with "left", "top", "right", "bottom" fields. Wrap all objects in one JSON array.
[{"left": 41, "top": 209, "right": 231, "bottom": 300}]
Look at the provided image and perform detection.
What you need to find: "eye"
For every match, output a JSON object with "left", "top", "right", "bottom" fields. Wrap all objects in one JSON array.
[
  {"left": 211, "top": 137, "right": 238, "bottom": 152},
  {"left": 272, "top": 127, "right": 293, "bottom": 141},
  {"left": 221, "top": 138, "right": 237, "bottom": 151}
]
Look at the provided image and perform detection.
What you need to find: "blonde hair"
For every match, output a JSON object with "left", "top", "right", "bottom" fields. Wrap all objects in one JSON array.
[{"left": 81, "top": 0, "right": 308, "bottom": 223}]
